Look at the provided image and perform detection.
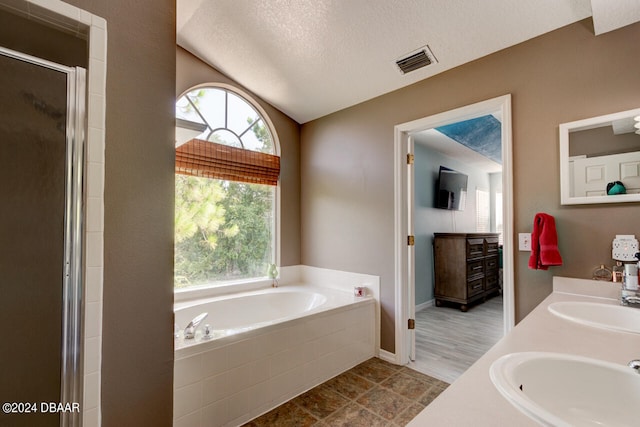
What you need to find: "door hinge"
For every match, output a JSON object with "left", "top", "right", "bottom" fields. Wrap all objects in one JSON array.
[
  {"left": 407, "top": 153, "right": 414, "bottom": 164},
  {"left": 408, "top": 318, "right": 415, "bottom": 329},
  {"left": 407, "top": 235, "right": 415, "bottom": 246}
]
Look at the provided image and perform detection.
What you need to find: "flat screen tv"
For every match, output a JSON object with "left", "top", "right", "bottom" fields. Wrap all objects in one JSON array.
[{"left": 436, "top": 166, "right": 468, "bottom": 211}]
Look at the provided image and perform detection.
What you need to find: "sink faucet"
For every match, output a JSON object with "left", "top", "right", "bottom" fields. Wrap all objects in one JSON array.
[
  {"left": 621, "top": 254, "right": 640, "bottom": 308},
  {"left": 621, "top": 292, "right": 640, "bottom": 308},
  {"left": 629, "top": 360, "right": 640, "bottom": 373},
  {"left": 184, "top": 312, "right": 208, "bottom": 339}
]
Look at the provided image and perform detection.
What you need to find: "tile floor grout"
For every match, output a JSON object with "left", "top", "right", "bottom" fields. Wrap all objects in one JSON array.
[{"left": 244, "top": 357, "right": 449, "bottom": 426}]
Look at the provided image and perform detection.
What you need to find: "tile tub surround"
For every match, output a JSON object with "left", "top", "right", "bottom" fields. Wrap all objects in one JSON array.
[
  {"left": 173, "top": 294, "right": 376, "bottom": 426},
  {"left": 407, "top": 277, "right": 640, "bottom": 426},
  {"left": 244, "top": 358, "right": 449, "bottom": 426},
  {"left": 174, "top": 265, "right": 381, "bottom": 353}
]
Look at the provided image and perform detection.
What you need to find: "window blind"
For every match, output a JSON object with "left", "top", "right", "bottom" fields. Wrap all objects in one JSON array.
[
  {"left": 476, "top": 188, "right": 490, "bottom": 232},
  {"left": 176, "top": 138, "right": 280, "bottom": 186}
]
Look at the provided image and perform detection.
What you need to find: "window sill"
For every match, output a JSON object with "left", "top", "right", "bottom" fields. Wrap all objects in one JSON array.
[{"left": 174, "top": 277, "right": 275, "bottom": 303}]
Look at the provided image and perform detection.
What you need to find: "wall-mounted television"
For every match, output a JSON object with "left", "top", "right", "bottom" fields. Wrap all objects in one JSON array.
[{"left": 436, "top": 166, "right": 468, "bottom": 211}]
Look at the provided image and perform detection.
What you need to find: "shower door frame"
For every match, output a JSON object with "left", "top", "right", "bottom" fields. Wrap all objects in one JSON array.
[{"left": 0, "top": 46, "right": 86, "bottom": 427}]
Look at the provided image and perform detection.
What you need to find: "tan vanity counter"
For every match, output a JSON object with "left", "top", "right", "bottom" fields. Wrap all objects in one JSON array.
[{"left": 408, "top": 277, "right": 640, "bottom": 426}]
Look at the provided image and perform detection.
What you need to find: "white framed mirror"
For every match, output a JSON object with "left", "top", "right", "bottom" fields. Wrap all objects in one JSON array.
[{"left": 560, "top": 107, "right": 640, "bottom": 205}]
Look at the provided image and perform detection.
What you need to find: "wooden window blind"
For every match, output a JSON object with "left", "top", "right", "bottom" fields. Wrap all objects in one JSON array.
[{"left": 176, "top": 138, "right": 280, "bottom": 186}]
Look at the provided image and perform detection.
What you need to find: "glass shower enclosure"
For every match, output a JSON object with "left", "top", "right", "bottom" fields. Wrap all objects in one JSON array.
[{"left": 0, "top": 46, "right": 85, "bottom": 427}]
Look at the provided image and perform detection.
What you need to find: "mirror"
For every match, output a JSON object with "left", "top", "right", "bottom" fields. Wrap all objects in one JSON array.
[{"left": 560, "top": 107, "right": 640, "bottom": 205}]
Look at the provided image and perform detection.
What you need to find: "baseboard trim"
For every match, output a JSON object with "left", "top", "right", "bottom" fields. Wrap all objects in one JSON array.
[
  {"left": 416, "top": 299, "right": 435, "bottom": 312},
  {"left": 378, "top": 348, "right": 398, "bottom": 365}
]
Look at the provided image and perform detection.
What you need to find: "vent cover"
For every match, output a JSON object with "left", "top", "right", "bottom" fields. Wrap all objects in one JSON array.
[{"left": 395, "top": 46, "right": 437, "bottom": 75}]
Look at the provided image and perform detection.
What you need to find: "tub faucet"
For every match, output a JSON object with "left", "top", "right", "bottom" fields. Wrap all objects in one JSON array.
[
  {"left": 629, "top": 360, "right": 640, "bottom": 373},
  {"left": 184, "top": 312, "right": 208, "bottom": 339}
]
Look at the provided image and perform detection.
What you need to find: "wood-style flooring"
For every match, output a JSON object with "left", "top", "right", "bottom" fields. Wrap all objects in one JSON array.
[{"left": 408, "top": 294, "right": 503, "bottom": 384}]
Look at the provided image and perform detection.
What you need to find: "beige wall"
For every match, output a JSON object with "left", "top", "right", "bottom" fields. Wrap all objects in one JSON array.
[
  {"left": 176, "top": 47, "right": 301, "bottom": 266},
  {"left": 65, "top": 1, "right": 176, "bottom": 425},
  {"left": 0, "top": 8, "right": 86, "bottom": 66},
  {"left": 301, "top": 19, "right": 640, "bottom": 353}
]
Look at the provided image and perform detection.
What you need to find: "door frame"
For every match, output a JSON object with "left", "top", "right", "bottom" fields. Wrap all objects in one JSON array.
[{"left": 393, "top": 94, "right": 515, "bottom": 365}]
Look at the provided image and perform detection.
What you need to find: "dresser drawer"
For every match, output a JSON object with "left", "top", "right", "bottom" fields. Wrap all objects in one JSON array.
[
  {"left": 466, "top": 238, "right": 484, "bottom": 259},
  {"left": 467, "top": 259, "right": 484, "bottom": 277},
  {"left": 484, "top": 256, "right": 498, "bottom": 272},
  {"left": 485, "top": 274, "right": 498, "bottom": 291},
  {"left": 467, "top": 277, "right": 484, "bottom": 297},
  {"left": 485, "top": 237, "right": 499, "bottom": 255}
]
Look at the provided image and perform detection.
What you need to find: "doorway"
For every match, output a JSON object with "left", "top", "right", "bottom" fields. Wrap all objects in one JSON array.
[{"left": 393, "top": 95, "right": 515, "bottom": 370}]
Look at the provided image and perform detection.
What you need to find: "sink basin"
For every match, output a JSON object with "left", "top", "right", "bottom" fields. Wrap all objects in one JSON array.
[
  {"left": 548, "top": 301, "right": 640, "bottom": 334},
  {"left": 490, "top": 352, "right": 640, "bottom": 426}
]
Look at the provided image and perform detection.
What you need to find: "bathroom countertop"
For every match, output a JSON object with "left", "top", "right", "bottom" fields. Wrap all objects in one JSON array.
[{"left": 407, "top": 276, "right": 640, "bottom": 426}]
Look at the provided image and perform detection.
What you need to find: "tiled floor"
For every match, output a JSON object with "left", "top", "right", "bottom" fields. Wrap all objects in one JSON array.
[{"left": 243, "top": 358, "right": 449, "bottom": 426}]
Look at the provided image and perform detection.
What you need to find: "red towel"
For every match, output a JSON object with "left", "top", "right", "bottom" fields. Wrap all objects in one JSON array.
[{"left": 528, "top": 213, "right": 563, "bottom": 270}]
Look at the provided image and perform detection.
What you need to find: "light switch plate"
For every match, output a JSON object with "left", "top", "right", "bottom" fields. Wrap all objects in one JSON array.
[{"left": 519, "top": 233, "right": 531, "bottom": 251}]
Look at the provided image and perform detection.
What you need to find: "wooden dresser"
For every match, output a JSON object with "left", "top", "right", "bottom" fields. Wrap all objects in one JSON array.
[{"left": 433, "top": 232, "right": 500, "bottom": 311}]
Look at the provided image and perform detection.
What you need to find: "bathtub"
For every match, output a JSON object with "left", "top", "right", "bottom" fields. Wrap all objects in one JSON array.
[
  {"left": 174, "top": 287, "right": 331, "bottom": 345},
  {"left": 173, "top": 284, "right": 376, "bottom": 427}
]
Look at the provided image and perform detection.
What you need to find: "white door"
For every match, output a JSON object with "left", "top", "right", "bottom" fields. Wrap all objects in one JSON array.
[{"left": 572, "top": 151, "right": 640, "bottom": 197}]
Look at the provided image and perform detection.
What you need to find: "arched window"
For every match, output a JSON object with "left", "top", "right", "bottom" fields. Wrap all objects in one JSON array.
[{"left": 174, "top": 85, "right": 279, "bottom": 288}]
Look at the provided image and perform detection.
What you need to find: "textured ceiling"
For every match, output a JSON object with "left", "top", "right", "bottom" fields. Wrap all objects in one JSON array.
[
  {"left": 591, "top": 0, "right": 640, "bottom": 34},
  {"left": 177, "top": 0, "right": 638, "bottom": 124}
]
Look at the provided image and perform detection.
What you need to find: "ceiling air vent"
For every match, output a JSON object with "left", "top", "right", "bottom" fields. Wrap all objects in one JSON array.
[{"left": 395, "top": 45, "right": 437, "bottom": 75}]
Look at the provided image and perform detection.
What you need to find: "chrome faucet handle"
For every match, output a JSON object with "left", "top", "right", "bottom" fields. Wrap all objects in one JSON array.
[
  {"left": 621, "top": 294, "right": 640, "bottom": 307},
  {"left": 202, "top": 324, "right": 212, "bottom": 340},
  {"left": 184, "top": 312, "right": 208, "bottom": 339},
  {"left": 629, "top": 360, "right": 640, "bottom": 373}
]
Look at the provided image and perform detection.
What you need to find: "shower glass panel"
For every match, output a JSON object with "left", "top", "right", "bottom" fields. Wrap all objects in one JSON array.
[{"left": 0, "top": 47, "right": 85, "bottom": 427}]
